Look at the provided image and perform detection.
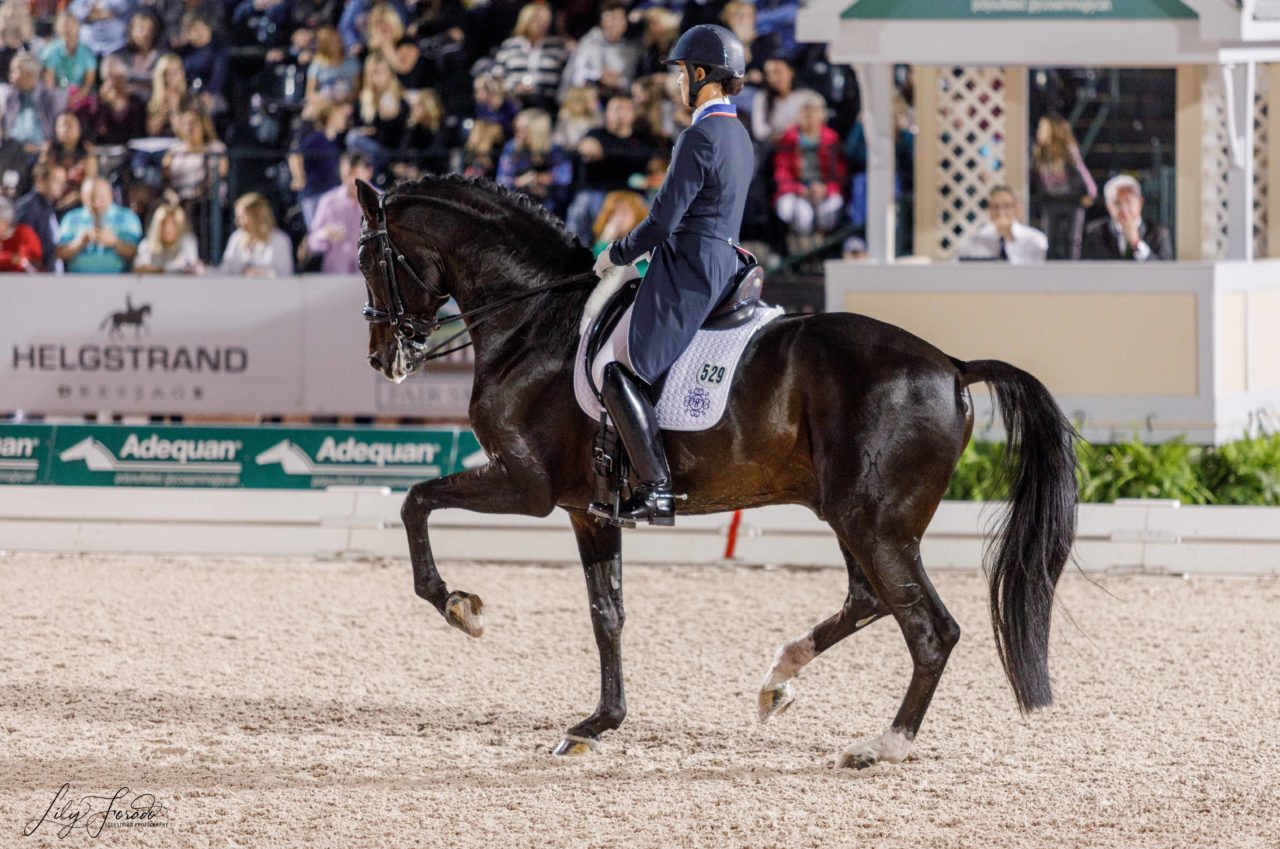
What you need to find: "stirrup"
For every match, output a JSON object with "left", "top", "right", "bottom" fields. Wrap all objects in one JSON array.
[{"left": 589, "top": 483, "right": 675, "bottom": 528}]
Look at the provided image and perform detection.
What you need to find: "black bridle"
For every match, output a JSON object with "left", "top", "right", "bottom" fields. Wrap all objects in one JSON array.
[{"left": 359, "top": 191, "right": 597, "bottom": 366}]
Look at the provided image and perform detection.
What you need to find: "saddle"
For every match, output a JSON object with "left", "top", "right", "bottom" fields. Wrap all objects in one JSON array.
[{"left": 583, "top": 247, "right": 764, "bottom": 525}]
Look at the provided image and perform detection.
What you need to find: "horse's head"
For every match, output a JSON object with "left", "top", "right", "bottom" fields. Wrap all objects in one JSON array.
[{"left": 355, "top": 179, "right": 449, "bottom": 383}]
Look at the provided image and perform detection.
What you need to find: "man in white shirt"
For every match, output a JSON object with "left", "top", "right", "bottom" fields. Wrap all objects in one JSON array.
[{"left": 959, "top": 185, "right": 1047, "bottom": 264}]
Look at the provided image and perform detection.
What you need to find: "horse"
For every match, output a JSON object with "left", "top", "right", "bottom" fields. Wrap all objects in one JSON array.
[
  {"left": 100, "top": 295, "right": 151, "bottom": 341},
  {"left": 352, "top": 174, "right": 1078, "bottom": 768}
]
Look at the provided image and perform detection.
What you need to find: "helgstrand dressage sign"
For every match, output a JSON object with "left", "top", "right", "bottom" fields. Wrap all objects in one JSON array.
[{"left": 2, "top": 423, "right": 486, "bottom": 490}]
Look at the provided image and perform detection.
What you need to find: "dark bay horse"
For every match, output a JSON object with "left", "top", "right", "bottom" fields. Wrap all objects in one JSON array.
[{"left": 353, "top": 174, "right": 1078, "bottom": 768}]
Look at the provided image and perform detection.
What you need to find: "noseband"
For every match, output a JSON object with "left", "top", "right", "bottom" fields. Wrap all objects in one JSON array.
[{"left": 360, "top": 191, "right": 597, "bottom": 366}]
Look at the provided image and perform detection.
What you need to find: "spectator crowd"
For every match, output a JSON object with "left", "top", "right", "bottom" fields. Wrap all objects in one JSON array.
[{"left": 0, "top": 0, "right": 1171, "bottom": 276}]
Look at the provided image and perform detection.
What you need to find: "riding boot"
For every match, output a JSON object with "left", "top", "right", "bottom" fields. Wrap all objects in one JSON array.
[{"left": 588, "top": 363, "right": 676, "bottom": 527}]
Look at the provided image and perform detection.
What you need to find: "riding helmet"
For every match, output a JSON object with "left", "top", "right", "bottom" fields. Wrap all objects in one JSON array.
[{"left": 662, "top": 24, "right": 747, "bottom": 81}]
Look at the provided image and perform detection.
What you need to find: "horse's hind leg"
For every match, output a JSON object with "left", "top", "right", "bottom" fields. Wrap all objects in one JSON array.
[
  {"left": 758, "top": 543, "right": 888, "bottom": 722},
  {"left": 836, "top": 530, "right": 960, "bottom": 769},
  {"left": 553, "top": 511, "right": 626, "bottom": 756}
]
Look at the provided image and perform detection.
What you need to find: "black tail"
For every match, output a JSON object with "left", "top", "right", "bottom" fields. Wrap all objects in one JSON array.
[{"left": 956, "top": 358, "right": 1078, "bottom": 713}]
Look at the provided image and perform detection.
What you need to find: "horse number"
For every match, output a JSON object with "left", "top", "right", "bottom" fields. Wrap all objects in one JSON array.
[{"left": 699, "top": 364, "right": 726, "bottom": 384}]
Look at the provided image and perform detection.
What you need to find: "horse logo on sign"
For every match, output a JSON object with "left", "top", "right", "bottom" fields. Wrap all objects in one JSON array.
[{"left": 100, "top": 294, "right": 152, "bottom": 341}]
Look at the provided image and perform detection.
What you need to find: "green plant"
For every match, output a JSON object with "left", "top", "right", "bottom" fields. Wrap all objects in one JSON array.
[{"left": 944, "top": 432, "right": 1280, "bottom": 506}]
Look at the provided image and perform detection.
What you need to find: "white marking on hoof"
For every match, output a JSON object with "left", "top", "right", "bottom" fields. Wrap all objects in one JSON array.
[
  {"left": 760, "top": 633, "right": 816, "bottom": 691},
  {"left": 757, "top": 680, "right": 796, "bottom": 723},
  {"left": 444, "top": 592, "right": 485, "bottom": 638},
  {"left": 837, "top": 729, "right": 913, "bottom": 770},
  {"left": 855, "top": 615, "right": 877, "bottom": 628},
  {"left": 552, "top": 734, "right": 599, "bottom": 757}
]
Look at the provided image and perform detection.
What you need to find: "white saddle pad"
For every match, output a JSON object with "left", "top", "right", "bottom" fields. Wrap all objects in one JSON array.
[{"left": 573, "top": 304, "right": 784, "bottom": 432}]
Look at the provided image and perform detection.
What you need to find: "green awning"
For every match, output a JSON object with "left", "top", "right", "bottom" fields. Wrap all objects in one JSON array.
[{"left": 841, "top": 0, "right": 1196, "bottom": 21}]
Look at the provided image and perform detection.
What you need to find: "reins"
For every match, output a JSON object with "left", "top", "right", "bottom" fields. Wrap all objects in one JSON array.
[{"left": 360, "top": 192, "right": 597, "bottom": 367}]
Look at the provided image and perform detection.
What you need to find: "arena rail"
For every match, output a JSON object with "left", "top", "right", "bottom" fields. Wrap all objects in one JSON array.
[{"left": 1, "top": 487, "right": 1276, "bottom": 576}]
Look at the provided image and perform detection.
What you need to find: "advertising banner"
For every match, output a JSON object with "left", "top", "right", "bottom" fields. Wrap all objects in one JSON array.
[
  {"left": 1, "top": 423, "right": 486, "bottom": 490},
  {"left": 1, "top": 275, "right": 474, "bottom": 418}
]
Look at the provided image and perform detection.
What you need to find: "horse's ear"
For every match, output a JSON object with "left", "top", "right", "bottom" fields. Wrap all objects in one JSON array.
[{"left": 355, "top": 179, "right": 381, "bottom": 218}]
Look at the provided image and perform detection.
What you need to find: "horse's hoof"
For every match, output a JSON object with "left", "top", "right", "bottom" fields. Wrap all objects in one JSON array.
[
  {"left": 552, "top": 734, "right": 599, "bottom": 757},
  {"left": 757, "top": 681, "right": 796, "bottom": 723},
  {"left": 837, "top": 730, "right": 912, "bottom": 770},
  {"left": 444, "top": 591, "right": 485, "bottom": 637}
]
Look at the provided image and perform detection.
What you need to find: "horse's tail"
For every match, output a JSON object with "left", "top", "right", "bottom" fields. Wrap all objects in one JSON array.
[{"left": 954, "top": 358, "right": 1078, "bottom": 713}]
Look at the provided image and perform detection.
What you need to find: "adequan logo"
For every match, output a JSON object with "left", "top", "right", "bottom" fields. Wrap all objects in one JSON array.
[
  {"left": 255, "top": 438, "right": 445, "bottom": 477},
  {"left": 0, "top": 435, "right": 40, "bottom": 470},
  {"left": 59, "top": 435, "right": 244, "bottom": 473}
]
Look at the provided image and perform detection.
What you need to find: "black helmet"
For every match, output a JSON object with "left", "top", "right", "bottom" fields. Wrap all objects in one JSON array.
[{"left": 663, "top": 24, "right": 746, "bottom": 81}]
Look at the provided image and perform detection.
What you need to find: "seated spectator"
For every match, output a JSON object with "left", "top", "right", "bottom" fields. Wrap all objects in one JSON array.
[
  {"left": 348, "top": 52, "right": 407, "bottom": 171},
  {"left": 635, "top": 8, "right": 679, "bottom": 79},
  {"left": 155, "top": 0, "right": 220, "bottom": 48},
  {"left": 631, "top": 73, "right": 676, "bottom": 141},
  {"left": 552, "top": 85, "right": 600, "bottom": 149},
  {"left": 56, "top": 176, "right": 142, "bottom": 273},
  {"left": 112, "top": 10, "right": 164, "bottom": 100},
  {"left": 0, "top": 52, "right": 63, "bottom": 154},
  {"left": 0, "top": 195, "right": 41, "bottom": 271},
  {"left": 773, "top": 91, "right": 846, "bottom": 240},
  {"left": 559, "top": 1, "right": 640, "bottom": 99},
  {"left": 496, "top": 108, "right": 571, "bottom": 216},
  {"left": 306, "top": 25, "right": 360, "bottom": 102},
  {"left": 146, "top": 53, "right": 186, "bottom": 136},
  {"left": 0, "top": 118, "right": 30, "bottom": 197},
  {"left": 162, "top": 98, "right": 226, "bottom": 202},
  {"left": 393, "top": 89, "right": 444, "bottom": 179},
  {"left": 15, "top": 162, "right": 65, "bottom": 269},
  {"left": 306, "top": 152, "right": 373, "bottom": 274},
  {"left": 591, "top": 189, "right": 649, "bottom": 275},
  {"left": 70, "top": 0, "right": 138, "bottom": 57},
  {"left": 364, "top": 2, "right": 431, "bottom": 93},
  {"left": 1081, "top": 175, "right": 1172, "bottom": 261},
  {"left": 0, "top": 5, "right": 34, "bottom": 84},
  {"left": 338, "top": 0, "right": 409, "bottom": 55},
  {"left": 41, "top": 13, "right": 97, "bottom": 93},
  {"left": 461, "top": 119, "right": 503, "bottom": 180},
  {"left": 40, "top": 111, "right": 99, "bottom": 211},
  {"left": 566, "top": 93, "right": 657, "bottom": 243},
  {"left": 473, "top": 72, "right": 518, "bottom": 139},
  {"left": 722, "top": 2, "right": 762, "bottom": 79},
  {"left": 408, "top": 0, "right": 466, "bottom": 43},
  {"left": 290, "top": 97, "right": 352, "bottom": 225},
  {"left": 177, "top": 13, "right": 227, "bottom": 115},
  {"left": 958, "top": 185, "right": 1047, "bottom": 264},
  {"left": 221, "top": 192, "right": 293, "bottom": 277},
  {"left": 135, "top": 201, "right": 201, "bottom": 273},
  {"left": 76, "top": 54, "right": 148, "bottom": 145},
  {"left": 492, "top": 3, "right": 568, "bottom": 109},
  {"left": 752, "top": 58, "right": 807, "bottom": 144}
]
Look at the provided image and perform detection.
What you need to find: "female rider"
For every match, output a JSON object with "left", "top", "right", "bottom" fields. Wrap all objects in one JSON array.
[{"left": 589, "top": 24, "right": 753, "bottom": 527}]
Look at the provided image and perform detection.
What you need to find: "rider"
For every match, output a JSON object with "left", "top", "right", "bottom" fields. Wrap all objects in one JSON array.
[{"left": 588, "top": 24, "right": 753, "bottom": 527}]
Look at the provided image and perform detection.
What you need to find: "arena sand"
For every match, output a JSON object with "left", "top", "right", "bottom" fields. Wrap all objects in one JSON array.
[{"left": 1, "top": 552, "right": 1277, "bottom": 849}]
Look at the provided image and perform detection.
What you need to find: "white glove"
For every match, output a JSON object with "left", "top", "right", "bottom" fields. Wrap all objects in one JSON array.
[{"left": 593, "top": 243, "right": 617, "bottom": 277}]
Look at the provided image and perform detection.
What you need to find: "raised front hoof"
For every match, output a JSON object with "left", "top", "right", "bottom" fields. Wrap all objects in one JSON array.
[
  {"left": 443, "top": 591, "right": 485, "bottom": 637},
  {"left": 836, "top": 731, "right": 912, "bottom": 770},
  {"left": 552, "top": 734, "right": 600, "bottom": 757},
  {"left": 757, "top": 681, "right": 796, "bottom": 723}
]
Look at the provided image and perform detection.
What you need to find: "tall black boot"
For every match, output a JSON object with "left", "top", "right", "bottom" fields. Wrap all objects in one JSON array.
[{"left": 588, "top": 362, "right": 675, "bottom": 527}]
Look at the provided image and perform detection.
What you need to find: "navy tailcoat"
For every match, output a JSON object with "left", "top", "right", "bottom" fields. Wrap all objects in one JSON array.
[{"left": 607, "top": 102, "right": 754, "bottom": 384}]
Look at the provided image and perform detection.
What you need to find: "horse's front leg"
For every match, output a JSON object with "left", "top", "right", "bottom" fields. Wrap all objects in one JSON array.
[
  {"left": 401, "top": 460, "right": 552, "bottom": 637},
  {"left": 553, "top": 511, "right": 625, "bottom": 756}
]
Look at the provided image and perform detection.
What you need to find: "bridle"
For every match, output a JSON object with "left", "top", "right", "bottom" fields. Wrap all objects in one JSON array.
[{"left": 359, "top": 191, "right": 597, "bottom": 366}]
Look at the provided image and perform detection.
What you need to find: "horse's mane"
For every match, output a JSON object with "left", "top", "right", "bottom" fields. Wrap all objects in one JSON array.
[{"left": 387, "top": 173, "right": 589, "bottom": 260}]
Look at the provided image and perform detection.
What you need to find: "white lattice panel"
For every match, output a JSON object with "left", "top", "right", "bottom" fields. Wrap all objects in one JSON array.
[
  {"left": 932, "top": 67, "right": 1009, "bottom": 258},
  {"left": 1254, "top": 67, "right": 1269, "bottom": 258},
  {"left": 1201, "top": 71, "right": 1230, "bottom": 261}
]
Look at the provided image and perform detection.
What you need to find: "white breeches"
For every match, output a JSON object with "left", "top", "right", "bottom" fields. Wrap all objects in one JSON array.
[
  {"left": 776, "top": 193, "right": 844, "bottom": 234},
  {"left": 590, "top": 303, "right": 635, "bottom": 388}
]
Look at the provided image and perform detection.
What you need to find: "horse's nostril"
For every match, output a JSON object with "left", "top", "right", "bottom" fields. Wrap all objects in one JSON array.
[{"left": 369, "top": 353, "right": 384, "bottom": 370}]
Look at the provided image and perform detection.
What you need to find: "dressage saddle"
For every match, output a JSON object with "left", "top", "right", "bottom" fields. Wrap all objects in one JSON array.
[{"left": 584, "top": 247, "right": 764, "bottom": 390}]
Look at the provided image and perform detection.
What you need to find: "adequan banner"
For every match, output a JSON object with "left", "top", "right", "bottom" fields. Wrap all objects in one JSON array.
[
  {"left": 2, "top": 423, "right": 487, "bottom": 489},
  {"left": 0, "top": 275, "right": 474, "bottom": 417}
]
